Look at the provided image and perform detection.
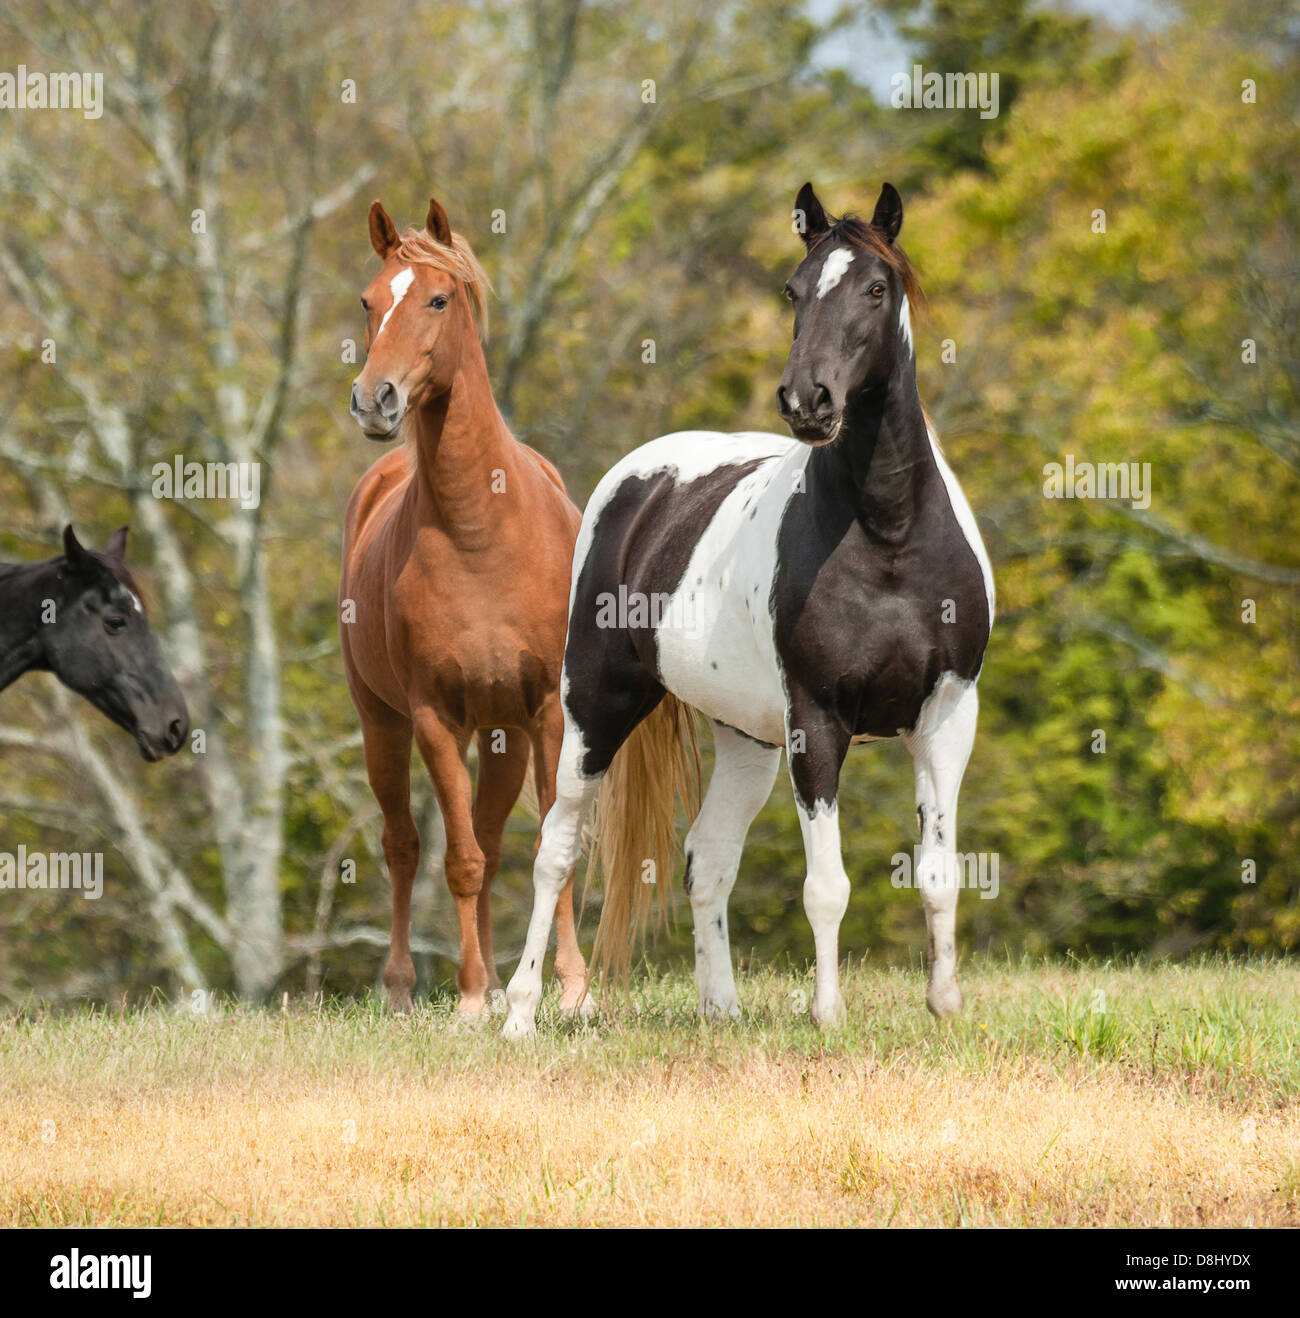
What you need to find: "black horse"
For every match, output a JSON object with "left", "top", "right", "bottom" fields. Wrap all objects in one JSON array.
[{"left": 0, "top": 526, "right": 188, "bottom": 760}]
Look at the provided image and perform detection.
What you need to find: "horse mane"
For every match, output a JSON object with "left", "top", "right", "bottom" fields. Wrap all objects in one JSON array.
[
  {"left": 394, "top": 226, "right": 493, "bottom": 339},
  {"left": 810, "top": 212, "right": 926, "bottom": 311}
]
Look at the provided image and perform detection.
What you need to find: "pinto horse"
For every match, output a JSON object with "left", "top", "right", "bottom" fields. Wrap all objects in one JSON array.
[
  {"left": 504, "top": 182, "right": 993, "bottom": 1036},
  {"left": 0, "top": 525, "right": 188, "bottom": 760},
  {"left": 341, "top": 195, "right": 589, "bottom": 1015}
]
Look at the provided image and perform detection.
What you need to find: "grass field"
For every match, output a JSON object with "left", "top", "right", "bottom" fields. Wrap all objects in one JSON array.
[{"left": 1, "top": 957, "right": 1296, "bottom": 1227}]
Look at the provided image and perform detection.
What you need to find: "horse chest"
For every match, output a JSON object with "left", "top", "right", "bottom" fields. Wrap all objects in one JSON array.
[
  {"left": 772, "top": 491, "right": 989, "bottom": 739},
  {"left": 400, "top": 581, "right": 557, "bottom": 716},
  {"left": 347, "top": 526, "right": 564, "bottom": 725},
  {"left": 780, "top": 584, "right": 938, "bottom": 734}
]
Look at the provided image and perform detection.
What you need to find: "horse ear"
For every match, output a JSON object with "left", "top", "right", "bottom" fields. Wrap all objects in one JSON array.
[
  {"left": 425, "top": 197, "right": 453, "bottom": 247},
  {"left": 871, "top": 182, "right": 904, "bottom": 243},
  {"left": 104, "top": 526, "right": 129, "bottom": 562},
  {"left": 368, "top": 200, "right": 399, "bottom": 258},
  {"left": 62, "top": 524, "right": 94, "bottom": 574},
  {"left": 795, "top": 182, "right": 829, "bottom": 246}
]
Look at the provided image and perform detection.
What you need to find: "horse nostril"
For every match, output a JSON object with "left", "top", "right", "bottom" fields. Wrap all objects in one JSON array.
[
  {"left": 812, "top": 384, "right": 832, "bottom": 416},
  {"left": 168, "top": 717, "right": 185, "bottom": 750},
  {"left": 375, "top": 381, "right": 399, "bottom": 417},
  {"left": 349, "top": 384, "right": 362, "bottom": 417},
  {"left": 776, "top": 386, "right": 790, "bottom": 415}
]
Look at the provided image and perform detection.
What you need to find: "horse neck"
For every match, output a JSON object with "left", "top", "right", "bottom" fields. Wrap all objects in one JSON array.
[
  {"left": 814, "top": 359, "right": 934, "bottom": 545},
  {"left": 407, "top": 325, "right": 516, "bottom": 543},
  {"left": 0, "top": 561, "right": 53, "bottom": 690}
]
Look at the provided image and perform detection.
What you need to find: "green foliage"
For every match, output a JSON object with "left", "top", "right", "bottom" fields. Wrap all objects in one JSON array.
[
  {"left": 875, "top": 0, "right": 1108, "bottom": 184},
  {"left": 0, "top": 0, "right": 1294, "bottom": 1001}
]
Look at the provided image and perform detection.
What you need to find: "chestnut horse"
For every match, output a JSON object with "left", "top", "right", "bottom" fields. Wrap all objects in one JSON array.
[{"left": 341, "top": 195, "right": 588, "bottom": 1016}]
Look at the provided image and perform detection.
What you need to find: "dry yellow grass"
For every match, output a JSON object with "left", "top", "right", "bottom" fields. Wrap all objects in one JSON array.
[{"left": 1, "top": 960, "right": 1296, "bottom": 1226}]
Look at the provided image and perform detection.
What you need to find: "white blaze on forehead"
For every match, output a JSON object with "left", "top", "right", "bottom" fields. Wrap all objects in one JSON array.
[
  {"left": 128, "top": 591, "right": 143, "bottom": 614},
  {"left": 816, "top": 246, "right": 855, "bottom": 299},
  {"left": 375, "top": 266, "right": 415, "bottom": 340},
  {"left": 899, "top": 293, "right": 913, "bottom": 356}
]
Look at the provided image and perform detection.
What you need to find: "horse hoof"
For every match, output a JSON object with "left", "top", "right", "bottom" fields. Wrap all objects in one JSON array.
[
  {"left": 502, "top": 1013, "right": 536, "bottom": 1042},
  {"left": 926, "top": 981, "right": 963, "bottom": 1019},
  {"left": 810, "top": 996, "right": 846, "bottom": 1029},
  {"left": 560, "top": 990, "right": 596, "bottom": 1019},
  {"left": 700, "top": 999, "right": 741, "bottom": 1021},
  {"left": 386, "top": 992, "right": 413, "bottom": 1015}
]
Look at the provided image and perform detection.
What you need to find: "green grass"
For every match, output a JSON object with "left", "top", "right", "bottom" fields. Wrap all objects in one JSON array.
[{"left": 4, "top": 954, "right": 1296, "bottom": 1103}]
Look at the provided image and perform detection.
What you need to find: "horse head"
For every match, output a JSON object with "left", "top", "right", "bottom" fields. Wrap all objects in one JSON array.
[
  {"left": 349, "top": 195, "right": 491, "bottom": 441},
  {"left": 777, "top": 182, "right": 921, "bottom": 445},
  {"left": 44, "top": 526, "right": 189, "bottom": 761}
]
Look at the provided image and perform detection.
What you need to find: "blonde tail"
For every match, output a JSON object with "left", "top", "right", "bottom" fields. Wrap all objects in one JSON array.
[{"left": 588, "top": 694, "right": 702, "bottom": 982}]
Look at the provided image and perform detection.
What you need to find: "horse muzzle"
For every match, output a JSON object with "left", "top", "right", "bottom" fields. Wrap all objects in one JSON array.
[
  {"left": 776, "top": 380, "right": 842, "bottom": 445},
  {"left": 136, "top": 719, "right": 187, "bottom": 761},
  {"left": 350, "top": 377, "right": 407, "bottom": 441},
  {"left": 121, "top": 681, "right": 190, "bottom": 762}
]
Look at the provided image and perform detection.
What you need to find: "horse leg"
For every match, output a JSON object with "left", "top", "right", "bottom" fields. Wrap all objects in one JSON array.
[
  {"left": 505, "top": 646, "right": 664, "bottom": 1038},
  {"left": 786, "top": 702, "right": 852, "bottom": 1028},
  {"left": 411, "top": 707, "right": 489, "bottom": 1015},
  {"left": 355, "top": 694, "right": 419, "bottom": 1013},
  {"left": 503, "top": 686, "right": 661, "bottom": 1038},
  {"left": 686, "top": 722, "right": 781, "bottom": 1019},
  {"left": 503, "top": 724, "right": 600, "bottom": 1038},
  {"left": 905, "top": 678, "right": 979, "bottom": 1019},
  {"left": 531, "top": 695, "right": 591, "bottom": 1016},
  {"left": 471, "top": 726, "right": 531, "bottom": 994}
]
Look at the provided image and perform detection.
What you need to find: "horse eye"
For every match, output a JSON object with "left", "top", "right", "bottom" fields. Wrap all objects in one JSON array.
[
  {"left": 869, "top": 283, "right": 886, "bottom": 298},
  {"left": 360, "top": 298, "right": 370, "bottom": 312},
  {"left": 429, "top": 295, "right": 448, "bottom": 310},
  {"left": 783, "top": 285, "right": 795, "bottom": 303},
  {"left": 104, "top": 615, "right": 127, "bottom": 635}
]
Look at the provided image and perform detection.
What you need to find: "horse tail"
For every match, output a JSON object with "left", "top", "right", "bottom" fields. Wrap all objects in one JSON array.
[
  {"left": 517, "top": 743, "right": 540, "bottom": 821},
  {"left": 588, "top": 694, "right": 702, "bottom": 983}
]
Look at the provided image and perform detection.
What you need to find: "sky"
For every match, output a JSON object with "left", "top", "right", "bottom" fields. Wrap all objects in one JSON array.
[{"left": 807, "top": 0, "right": 1171, "bottom": 100}]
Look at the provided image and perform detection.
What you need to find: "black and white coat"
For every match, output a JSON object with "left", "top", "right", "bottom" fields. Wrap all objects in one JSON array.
[{"left": 505, "top": 184, "right": 993, "bottom": 1032}]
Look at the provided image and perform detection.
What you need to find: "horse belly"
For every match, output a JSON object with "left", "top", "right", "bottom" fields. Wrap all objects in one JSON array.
[
  {"left": 652, "top": 462, "right": 794, "bottom": 747},
  {"left": 656, "top": 600, "right": 787, "bottom": 745}
]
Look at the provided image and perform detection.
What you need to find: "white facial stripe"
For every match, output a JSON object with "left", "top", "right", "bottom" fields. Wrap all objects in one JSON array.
[
  {"left": 128, "top": 591, "right": 143, "bottom": 614},
  {"left": 375, "top": 266, "right": 415, "bottom": 340},
  {"left": 816, "top": 247, "right": 854, "bottom": 299},
  {"left": 899, "top": 293, "right": 913, "bottom": 357}
]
